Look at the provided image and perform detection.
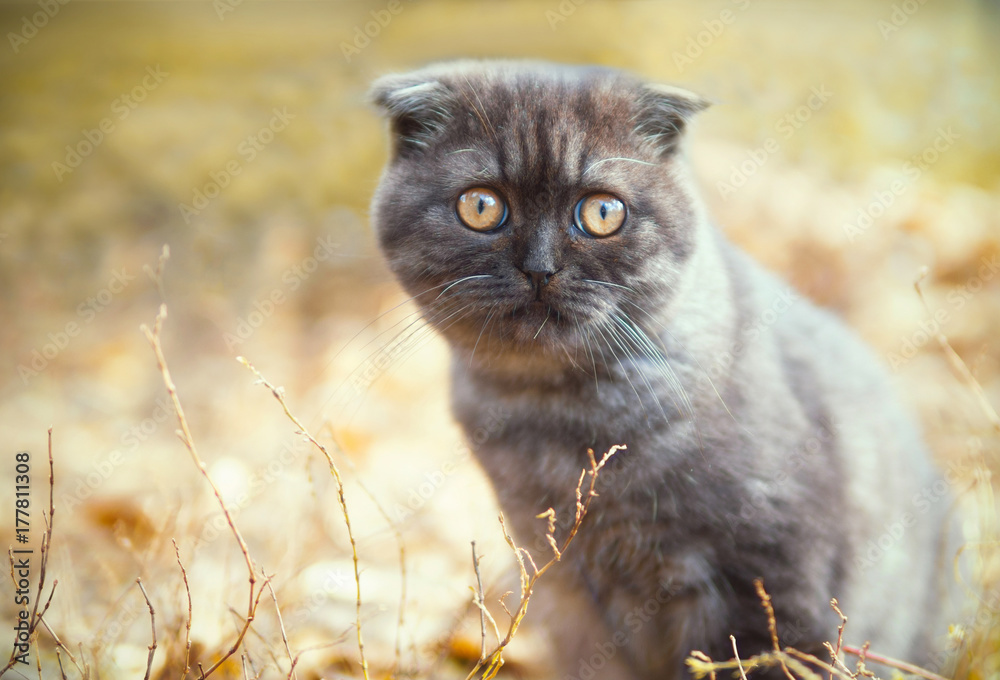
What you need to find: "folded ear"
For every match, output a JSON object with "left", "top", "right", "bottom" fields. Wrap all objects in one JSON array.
[
  {"left": 370, "top": 73, "right": 454, "bottom": 156},
  {"left": 634, "top": 83, "right": 710, "bottom": 156}
]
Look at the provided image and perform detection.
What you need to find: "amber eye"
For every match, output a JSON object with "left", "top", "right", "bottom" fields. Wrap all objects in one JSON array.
[
  {"left": 575, "top": 193, "right": 626, "bottom": 237},
  {"left": 456, "top": 188, "right": 506, "bottom": 232}
]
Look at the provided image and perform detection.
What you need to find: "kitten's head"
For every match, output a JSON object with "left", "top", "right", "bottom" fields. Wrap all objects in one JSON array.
[{"left": 370, "top": 60, "right": 708, "bottom": 367}]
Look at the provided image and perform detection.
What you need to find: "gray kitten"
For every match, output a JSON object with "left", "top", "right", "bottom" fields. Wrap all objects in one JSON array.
[{"left": 369, "top": 60, "right": 954, "bottom": 679}]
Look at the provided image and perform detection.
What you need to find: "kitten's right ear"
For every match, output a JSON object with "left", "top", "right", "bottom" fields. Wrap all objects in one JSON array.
[
  {"left": 634, "top": 83, "right": 711, "bottom": 156},
  {"left": 370, "top": 74, "right": 454, "bottom": 155}
]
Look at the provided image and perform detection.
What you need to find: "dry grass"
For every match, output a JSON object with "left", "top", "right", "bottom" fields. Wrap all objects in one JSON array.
[{"left": 2, "top": 0, "right": 998, "bottom": 678}]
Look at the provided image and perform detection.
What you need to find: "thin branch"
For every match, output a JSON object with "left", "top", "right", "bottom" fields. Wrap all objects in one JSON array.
[
  {"left": 471, "top": 542, "right": 487, "bottom": 662},
  {"left": 263, "top": 574, "right": 296, "bottom": 680},
  {"left": 754, "top": 579, "right": 794, "bottom": 680},
  {"left": 172, "top": 539, "right": 193, "bottom": 677},
  {"left": 843, "top": 645, "right": 949, "bottom": 680},
  {"left": 237, "top": 357, "right": 369, "bottom": 680},
  {"left": 321, "top": 420, "right": 409, "bottom": 679},
  {"left": 140, "top": 305, "right": 259, "bottom": 679},
  {"left": 687, "top": 648, "right": 831, "bottom": 680},
  {"left": 730, "top": 636, "right": 749, "bottom": 680},
  {"left": 37, "top": 616, "right": 81, "bottom": 677},
  {"left": 823, "top": 598, "right": 850, "bottom": 680},
  {"left": 914, "top": 267, "right": 1000, "bottom": 434},
  {"left": 785, "top": 648, "right": 853, "bottom": 680},
  {"left": 283, "top": 638, "right": 350, "bottom": 680},
  {"left": 32, "top": 632, "right": 44, "bottom": 680},
  {"left": 204, "top": 574, "right": 273, "bottom": 680},
  {"left": 465, "top": 445, "right": 623, "bottom": 680},
  {"left": 142, "top": 244, "right": 170, "bottom": 301},
  {"left": 136, "top": 578, "right": 157, "bottom": 680}
]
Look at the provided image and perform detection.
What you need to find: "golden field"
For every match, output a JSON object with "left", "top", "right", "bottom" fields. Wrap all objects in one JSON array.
[{"left": 1, "top": 1, "right": 998, "bottom": 678}]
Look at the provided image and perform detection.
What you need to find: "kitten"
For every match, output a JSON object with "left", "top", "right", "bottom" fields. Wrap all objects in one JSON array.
[{"left": 369, "top": 60, "right": 954, "bottom": 679}]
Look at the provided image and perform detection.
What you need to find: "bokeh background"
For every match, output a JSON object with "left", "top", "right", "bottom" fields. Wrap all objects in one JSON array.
[{"left": 1, "top": 1, "right": 999, "bottom": 678}]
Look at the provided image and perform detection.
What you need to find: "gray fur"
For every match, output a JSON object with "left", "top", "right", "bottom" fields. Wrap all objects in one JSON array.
[{"left": 369, "top": 60, "right": 955, "bottom": 679}]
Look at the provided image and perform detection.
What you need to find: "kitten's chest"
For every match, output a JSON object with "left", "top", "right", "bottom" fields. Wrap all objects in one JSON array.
[{"left": 450, "top": 366, "right": 693, "bottom": 546}]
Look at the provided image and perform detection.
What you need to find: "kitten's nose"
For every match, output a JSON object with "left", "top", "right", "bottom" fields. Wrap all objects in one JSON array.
[
  {"left": 526, "top": 269, "right": 552, "bottom": 289},
  {"left": 521, "top": 266, "right": 555, "bottom": 300}
]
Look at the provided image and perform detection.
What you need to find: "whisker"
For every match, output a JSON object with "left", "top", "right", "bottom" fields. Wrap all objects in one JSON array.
[
  {"left": 593, "top": 320, "right": 648, "bottom": 420},
  {"left": 582, "top": 278, "right": 636, "bottom": 293},
  {"left": 470, "top": 302, "right": 499, "bottom": 367},
  {"left": 612, "top": 309, "right": 710, "bottom": 455},
  {"left": 620, "top": 299, "right": 747, "bottom": 434},
  {"left": 614, "top": 312, "right": 698, "bottom": 423},
  {"left": 583, "top": 156, "right": 657, "bottom": 176},
  {"left": 326, "top": 276, "right": 487, "bottom": 367},
  {"left": 337, "top": 303, "right": 479, "bottom": 426},
  {"left": 340, "top": 299, "right": 461, "bottom": 395},
  {"left": 606, "top": 318, "right": 668, "bottom": 424},
  {"left": 533, "top": 306, "right": 551, "bottom": 340},
  {"left": 575, "top": 319, "right": 600, "bottom": 391},
  {"left": 391, "top": 303, "right": 478, "bottom": 371},
  {"left": 436, "top": 274, "right": 495, "bottom": 299}
]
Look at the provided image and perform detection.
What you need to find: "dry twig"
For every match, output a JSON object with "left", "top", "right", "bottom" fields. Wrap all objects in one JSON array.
[
  {"left": 914, "top": 267, "right": 1000, "bottom": 434},
  {"left": 321, "top": 419, "right": 410, "bottom": 677},
  {"left": 237, "top": 357, "right": 370, "bottom": 680},
  {"left": 754, "top": 578, "right": 794, "bottom": 680},
  {"left": 471, "top": 541, "right": 488, "bottom": 662},
  {"left": 263, "top": 573, "right": 297, "bottom": 680},
  {"left": 730, "top": 636, "right": 749, "bottom": 680},
  {"left": 136, "top": 578, "right": 157, "bottom": 680},
  {"left": 842, "top": 645, "right": 949, "bottom": 680},
  {"left": 141, "top": 306, "right": 262, "bottom": 679},
  {"left": 172, "top": 539, "right": 194, "bottom": 677},
  {"left": 465, "top": 445, "right": 623, "bottom": 680},
  {"left": 823, "top": 599, "right": 852, "bottom": 680}
]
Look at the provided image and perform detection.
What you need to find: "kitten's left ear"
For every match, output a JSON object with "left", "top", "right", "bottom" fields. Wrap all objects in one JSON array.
[
  {"left": 370, "top": 73, "right": 454, "bottom": 156},
  {"left": 634, "top": 83, "right": 711, "bottom": 155}
]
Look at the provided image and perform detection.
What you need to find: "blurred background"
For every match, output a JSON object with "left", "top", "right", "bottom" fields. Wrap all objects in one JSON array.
[{"left": 1, "top": 1, "right": 998, "bottom": 678}]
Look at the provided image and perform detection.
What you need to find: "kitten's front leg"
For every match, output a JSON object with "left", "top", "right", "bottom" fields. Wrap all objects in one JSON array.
[{"left": 531, "top": 571, "right": 650, "bottom": 680}]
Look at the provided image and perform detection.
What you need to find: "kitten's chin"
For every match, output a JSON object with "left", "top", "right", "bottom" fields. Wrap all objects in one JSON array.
[{"left": 439, "top": 301, "right": 592, "bottom": 372}]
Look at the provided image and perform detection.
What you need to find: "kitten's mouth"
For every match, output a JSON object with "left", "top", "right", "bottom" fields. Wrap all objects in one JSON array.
[{"left": 508, "top": 300, "right": 570, "bottom": 345}]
